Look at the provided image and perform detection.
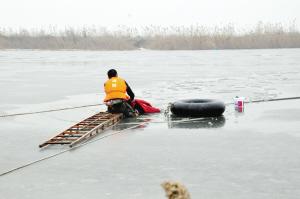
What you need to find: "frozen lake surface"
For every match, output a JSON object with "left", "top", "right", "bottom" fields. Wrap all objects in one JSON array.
[{"left": 0, "top": 49, "right": 300, "bottom": 198}]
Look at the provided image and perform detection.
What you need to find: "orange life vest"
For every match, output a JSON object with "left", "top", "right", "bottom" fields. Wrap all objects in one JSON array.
[{"left": 104, "top": 77, "right": 129, "bottom": 102}]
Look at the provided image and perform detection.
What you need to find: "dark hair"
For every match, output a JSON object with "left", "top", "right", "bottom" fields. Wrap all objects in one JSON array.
[{"left": 107, "top": 69, "right": 117, "bottom": 78}]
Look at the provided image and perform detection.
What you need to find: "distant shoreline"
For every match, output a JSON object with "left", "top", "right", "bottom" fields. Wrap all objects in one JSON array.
[
  {"left": 1, "top": 48, "right": 300, "bottom": 52},
  {"left": 1, "top": 24, "right": 300, "bottom": 50}
]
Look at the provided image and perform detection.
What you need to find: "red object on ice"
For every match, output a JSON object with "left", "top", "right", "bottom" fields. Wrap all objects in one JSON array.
[
  {"left": 131, "top": 99, "right": 160, "bottom": 114},
  {"left": 238, "top": 100, "right": 243, "bottom": 107}
]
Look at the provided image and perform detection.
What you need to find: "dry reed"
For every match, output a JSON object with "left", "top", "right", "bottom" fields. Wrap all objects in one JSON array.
[{"left": 0, "top": 23, "right": 299, "bottom": 50}]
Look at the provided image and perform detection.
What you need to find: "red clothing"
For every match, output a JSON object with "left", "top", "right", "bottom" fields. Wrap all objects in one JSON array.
[{"left": 131, "top": 99, "right": 160, "bottom": 113}]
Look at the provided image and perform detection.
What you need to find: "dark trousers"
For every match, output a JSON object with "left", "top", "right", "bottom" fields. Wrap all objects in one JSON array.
[{"left": 107, "top": 100, "right": 135, "bottom": 117}]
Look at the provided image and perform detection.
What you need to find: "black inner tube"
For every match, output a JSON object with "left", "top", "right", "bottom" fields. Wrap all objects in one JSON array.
[{"left": 170, "top": 99, "right": 225, "bottom": 117}]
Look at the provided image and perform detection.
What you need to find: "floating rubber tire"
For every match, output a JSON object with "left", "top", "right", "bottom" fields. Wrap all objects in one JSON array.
[{"left": 170, "top": 99, "right": 225, "bottom": 117}]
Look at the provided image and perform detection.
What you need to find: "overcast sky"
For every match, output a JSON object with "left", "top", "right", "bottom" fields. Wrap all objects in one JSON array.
[{"left": 1, "top": 0, "right": 299, "bottom": 30}]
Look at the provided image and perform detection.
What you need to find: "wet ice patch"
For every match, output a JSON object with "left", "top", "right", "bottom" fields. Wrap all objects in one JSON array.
[{"left": 260, "top": 109, "right": 300, "bottom": 121}]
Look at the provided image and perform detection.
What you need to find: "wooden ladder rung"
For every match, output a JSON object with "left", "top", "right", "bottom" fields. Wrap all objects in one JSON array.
[
  {"left": 56, "top": 135, "right": 82, "bottom": 138},
  {"left": 61, "top": 131, "right": 82, "bottom": 134},
  {"left": 50, "top": 138, "right": 78, "bottom": 141},
  {"left": 45, "top": 141, "right": 72, "bottom": 144}
]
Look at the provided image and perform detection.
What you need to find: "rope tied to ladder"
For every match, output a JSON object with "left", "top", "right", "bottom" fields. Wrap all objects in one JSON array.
[
  {"left": 0, "top": 120, "right": 149, "bottom": 177},
  {"left": 1, "top": 96, "right": 300, "bottom": 118},
  {"left": 0, "top": 116, "right": 223, "bottom": 177},
  {"left": 1, "top": 96, "right": 300, "bottom": 177}
]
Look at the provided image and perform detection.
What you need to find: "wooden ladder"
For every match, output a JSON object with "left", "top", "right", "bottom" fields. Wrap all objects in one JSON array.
[{"left": 39, "top": 112, "right": 123, "bottom": 148}]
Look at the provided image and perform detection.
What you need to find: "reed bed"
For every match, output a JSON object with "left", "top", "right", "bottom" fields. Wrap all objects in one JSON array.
[{"left": 0, "top": 23, "right": 299, "bottom": 50}]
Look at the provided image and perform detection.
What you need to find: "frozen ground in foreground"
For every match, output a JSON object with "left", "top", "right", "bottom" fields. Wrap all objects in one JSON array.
[
  {"left": 0, "top": 49, "right": 300, "bottom": 198},
  {"left": 0, "top": 99, "right": 299, "bottom": 199}
]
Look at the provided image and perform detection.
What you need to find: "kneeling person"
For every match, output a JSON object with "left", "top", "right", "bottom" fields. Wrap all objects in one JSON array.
[{"left": 104, "top": 69, "right": 136, "bottom": 117}]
